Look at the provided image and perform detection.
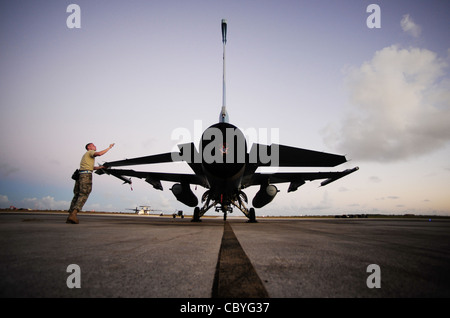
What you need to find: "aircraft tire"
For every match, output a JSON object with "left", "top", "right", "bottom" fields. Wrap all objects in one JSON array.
[
  {"left": 192, "top": 207, "right": 201, "bottom": 222},
  {"left": 248, "top": 207, "right": 257, "bottom": 223}
]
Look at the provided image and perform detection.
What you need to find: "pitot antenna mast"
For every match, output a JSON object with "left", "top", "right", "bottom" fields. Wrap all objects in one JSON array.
[{"left": 219, "top": 19, "right": 229, "bottom": 123}]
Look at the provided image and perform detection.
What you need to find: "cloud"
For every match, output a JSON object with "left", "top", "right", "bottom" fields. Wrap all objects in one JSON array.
[
  {"left": 21, "top": 196, "right": 69, "bottom": 210},
  {"left": 323, "top": 45, "right": 450, "bottom": 162},
  {"left": 376, "top": 196, "right": 400, "bottom": 201},
  {"left": 401, "top": 14, "right": 421, "bottom": 38},
  {"left": 369, "top": 176, "right": 381, "bottom": 183},
  {"left": 0, "top": 195, "right": 9, "bottom": 204}
]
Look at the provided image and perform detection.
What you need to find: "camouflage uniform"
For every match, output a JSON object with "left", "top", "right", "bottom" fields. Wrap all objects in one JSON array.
[
  {"left": 67, "top": 149, "right": 96, "bottom": 223},
  {"left": 69, "top": 173, "right": 93, "bottom": 213}
]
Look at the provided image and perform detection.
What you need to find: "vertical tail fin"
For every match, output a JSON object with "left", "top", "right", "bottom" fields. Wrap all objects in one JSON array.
[{"left": 219, "top": 19, "right": 229, "bottom": 123}]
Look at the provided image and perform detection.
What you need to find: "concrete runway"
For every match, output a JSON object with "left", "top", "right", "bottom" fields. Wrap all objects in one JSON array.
[{"left": 1, "top": 212, "right": 449, "bottom": 298}]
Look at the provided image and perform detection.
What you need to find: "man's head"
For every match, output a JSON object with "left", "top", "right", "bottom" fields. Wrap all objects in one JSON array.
[{"left": 85, "top": 143, "right": 97, "bottom": 151}]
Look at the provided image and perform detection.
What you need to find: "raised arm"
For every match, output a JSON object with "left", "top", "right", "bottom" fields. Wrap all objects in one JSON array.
[{"left": 94, "top": 143, "right": 115, "bottom": 157}]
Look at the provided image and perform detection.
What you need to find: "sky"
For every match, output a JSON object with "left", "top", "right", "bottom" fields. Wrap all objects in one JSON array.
[{"left": 1, "top": 0, "right": 449, "bottom": 216}]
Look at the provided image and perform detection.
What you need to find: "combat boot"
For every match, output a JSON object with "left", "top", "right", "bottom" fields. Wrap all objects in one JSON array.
[{"left": 66, "top": 209, "right": 79, "bottom": 224}]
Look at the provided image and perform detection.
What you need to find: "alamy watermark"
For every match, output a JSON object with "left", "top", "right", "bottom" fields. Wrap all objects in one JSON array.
[
  {"left": 170, "top": 120, "right": 280, "bottom": 166},
  {"left": 66, "top": 4, "right": 381, "bottom": 30},
  {"left": 65, "top": 263, "right": 380, "bottom": 291},
  {"left": 66, "top": 264, "right": 81, "bottom": 288},
  {"left": 366, "top": 4, "right": 381, "bottom": 29},
  {"left": 366, "top": 264, "right": 381, "bottom": 288},
  {"left": 66, "top": 4, "right": 81, "bottom": 29}
]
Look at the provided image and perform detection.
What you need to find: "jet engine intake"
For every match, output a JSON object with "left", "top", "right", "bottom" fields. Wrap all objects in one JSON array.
[
  {"left": 171, "top": 183, "right": 198, "bottom": 207},
  {"left": 252, "top": 184, "right": 279, "bottom": 208}
]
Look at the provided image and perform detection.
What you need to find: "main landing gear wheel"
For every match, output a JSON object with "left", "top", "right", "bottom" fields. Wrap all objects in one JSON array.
[
  {"left": 247, "top": 207, "right": 257, "bottom": 223},
  {"left": 191, "top": 207, "right": 201, "bottom": 222}
]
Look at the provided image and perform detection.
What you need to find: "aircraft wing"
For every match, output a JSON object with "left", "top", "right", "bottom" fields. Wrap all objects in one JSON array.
[
  {"left": 248, "top": 143, "right": 347, "bottom": 167},
  {"left": 97, "top": 168, "right": 209, "bottom": 190},
  {"left": 243, "top": 167, "right": 359, "bottom": 192},
  {"left": 102, "top": 143, "right": 203, "bottom": 176},
  {"left": 102, "top": 152, "right": 177, "bottom": 167}
]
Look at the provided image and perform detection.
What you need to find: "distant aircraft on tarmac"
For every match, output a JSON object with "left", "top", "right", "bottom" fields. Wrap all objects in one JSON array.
[
  {"left": 127, "top": 206, "right": 159, "bottom": 215},
  {"left": 97, "top": 19, "right": 359, "bottom": 222}
]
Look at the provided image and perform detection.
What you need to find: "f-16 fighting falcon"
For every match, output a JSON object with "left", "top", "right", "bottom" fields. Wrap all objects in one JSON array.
[{"left": 96, "top": 19, "right": 359, "bottom": 222}]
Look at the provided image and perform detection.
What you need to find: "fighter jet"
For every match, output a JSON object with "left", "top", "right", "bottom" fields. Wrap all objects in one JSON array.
[{"left": 97, "top": 19, "right": 359, "bottom": 222}]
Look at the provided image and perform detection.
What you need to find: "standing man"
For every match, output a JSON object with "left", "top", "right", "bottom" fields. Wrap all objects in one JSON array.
[{"left": 67, "top": 143, "right": 115, "bottom": 224}]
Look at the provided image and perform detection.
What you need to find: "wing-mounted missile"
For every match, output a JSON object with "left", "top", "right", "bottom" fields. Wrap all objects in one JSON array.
[
  {"left": 320, "top": 167, "right": 359, "bottom": 187},
  {"left": 114, "top": 174, "right": 132, "bottom": 185},
  {"left": 97, "top": 168, "right": 132, "bottom": 185}
]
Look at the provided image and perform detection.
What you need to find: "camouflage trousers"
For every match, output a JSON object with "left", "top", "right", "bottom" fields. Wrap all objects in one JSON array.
[{"left": 69, "top": 173, "right": 92, "bottom": 212}]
